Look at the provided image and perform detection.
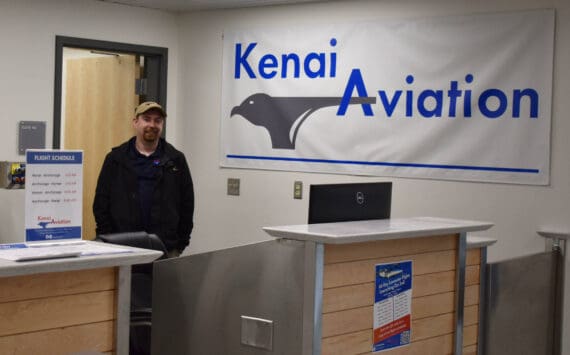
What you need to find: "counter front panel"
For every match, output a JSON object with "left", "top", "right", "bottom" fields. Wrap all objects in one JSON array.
[
  {"left": 320, "top": 234, "right": 481, "bottom": 355},
  {"left": 0, "top": 267, "right": 117, "bottom": 354}
]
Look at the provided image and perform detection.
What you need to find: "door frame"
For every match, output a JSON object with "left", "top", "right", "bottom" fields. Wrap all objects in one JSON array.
[{"left": 53, "top": 35, "right": 168, "bottom": 148}]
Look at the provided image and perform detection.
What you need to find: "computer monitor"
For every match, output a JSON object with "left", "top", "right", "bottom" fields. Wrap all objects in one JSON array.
[{"left": 308, "top": 182, "right": 392, "bottom": 224}]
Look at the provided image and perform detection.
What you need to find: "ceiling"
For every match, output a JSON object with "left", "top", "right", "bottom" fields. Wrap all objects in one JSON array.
[{"left": 98, "top": 0, "right": 329, "bottom": 12}]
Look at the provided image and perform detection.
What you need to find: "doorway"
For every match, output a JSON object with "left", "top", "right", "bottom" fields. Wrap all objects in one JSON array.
[{"left": 53, "top": 36, "right": 168, "bottom": 240}]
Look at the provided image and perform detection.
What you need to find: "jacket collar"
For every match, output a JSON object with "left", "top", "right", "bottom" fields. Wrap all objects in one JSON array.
[{"left": 112, "top": 137, "right": 176, "bottom": 165}]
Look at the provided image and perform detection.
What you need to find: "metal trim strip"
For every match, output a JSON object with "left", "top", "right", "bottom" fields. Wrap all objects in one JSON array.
[
  {"left": 313, "top": 243, "right": 324, "bottom": 355},
  {"left": 116, "top": 265, "right": 131, "bottom": 355},
  {"left": 454, "top": 232, "right": 466, "bottom": 355},
  {"left": 477, "top": 247, "right": 487, "bottom": 355}
]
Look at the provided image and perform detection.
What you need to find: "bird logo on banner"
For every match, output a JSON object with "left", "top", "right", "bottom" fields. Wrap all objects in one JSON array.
[{"left": 231, "top": 93, "right": 376, "bottom": 149}]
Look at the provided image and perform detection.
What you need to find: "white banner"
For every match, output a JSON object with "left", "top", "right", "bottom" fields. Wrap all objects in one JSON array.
[{"left": 220, "top": 10, "right": 554, "bottom": 185}]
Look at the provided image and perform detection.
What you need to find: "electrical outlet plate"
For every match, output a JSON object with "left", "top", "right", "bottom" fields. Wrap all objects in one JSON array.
[
  {"left": 228, "top": 178, "right": 240, "bottom": 196},
  {"left": 294, "top": 181, "right": 302, "bottom": 199}
]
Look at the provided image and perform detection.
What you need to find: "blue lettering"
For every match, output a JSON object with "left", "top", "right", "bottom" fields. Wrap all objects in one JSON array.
[
  {"left": 479, "top": 89, "right": 507, "bottom": 118},
  {"left": 282, "top": 53, "right": 300, "bottom": 78},
  {"left": 305, "top": 53, "right": 326, "bottom": 78},
  {"left": 513, "top": 89, "right": 539, "bottom": 118},
  {"left": 234, "top": 39, "right": 338, "bottom": 79},
  {"left": 378, "top": 91, "right": 402, "bottom": 117},
  {"left": 338, "top": 69, "right": 374, "bottom": 116},
  {"left": 447, "top": 81, "right": 461, "bottom": 117},
  {"left": 464, "top": 74, "right": 473, "bottom": 117},
  {"left": 329, "top": 38, "right": 337, "bottom": 77},
  {"left": 406, "top": 75, "right": 414, "bottom": 117},
  {"left": 369, "top": 73, "right": 539, "bottom": 120},
  {"left": 417, "top": 90, "right": 443, "bottom": 117},
  {"left": 234, "top": 43, "right": 257, "bottom": 79},
  {"left": 259, "top": 54, "right": 278, "bottom": 79}
]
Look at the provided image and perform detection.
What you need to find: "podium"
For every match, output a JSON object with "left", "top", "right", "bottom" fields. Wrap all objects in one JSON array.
[
  {"left": 0, "top": 241, "right": 162, "bottom": 354},
  {"left": 152, "top": 217, "right": 493, "bottom": 355}
]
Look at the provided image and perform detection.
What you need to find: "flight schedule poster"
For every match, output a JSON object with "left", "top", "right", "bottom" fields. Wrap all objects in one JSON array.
[
  {"left": 25, "top": 150, "right": 83, "bottom": 242},
  {"left": 373, "top": 260, "right": 413, "bottom": 353}
]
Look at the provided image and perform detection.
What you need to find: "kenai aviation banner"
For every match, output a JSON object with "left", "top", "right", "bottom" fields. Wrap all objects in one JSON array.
[{"left": 220, "top": 10, "right": 554, "bottom": 185}]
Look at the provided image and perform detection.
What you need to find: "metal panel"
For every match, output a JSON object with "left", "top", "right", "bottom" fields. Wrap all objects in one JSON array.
[
  {"left": 301, "top": 241, "right": 319, "bottom": 355},
  {"left": 484, "top": 251, "right": 559, "bottom": 355},
  {"left": 116, "top": 266, "right": 131, "bottom": 355},
  {"left": 553, "top": 241, "right": 565, "bottom": 355},
  {"left": 454, "top": 232, "right": 466, "bottom": 355},
  {"left": 477, "top": 247, "right": 488, "bottom": 355},
  {"left": 311, "top": 243, "right": 324, "bottom": 355},
  {"left": 152, "top": 239, "right": 311, "bottom": 355}
]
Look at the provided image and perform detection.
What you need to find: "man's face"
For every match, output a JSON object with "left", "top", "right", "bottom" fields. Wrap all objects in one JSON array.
[{"left": 133, "top": 109, "right": 164, "bottom": 143}]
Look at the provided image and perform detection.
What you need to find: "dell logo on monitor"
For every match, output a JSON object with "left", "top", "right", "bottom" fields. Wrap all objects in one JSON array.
[{"left": 356, "top": 191, "right": 365, "bottom": 205}]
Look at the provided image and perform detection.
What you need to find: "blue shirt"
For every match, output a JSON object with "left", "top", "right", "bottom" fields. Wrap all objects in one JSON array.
[{"left": 129, "top": 141, "right": 162, "bottom": 229}]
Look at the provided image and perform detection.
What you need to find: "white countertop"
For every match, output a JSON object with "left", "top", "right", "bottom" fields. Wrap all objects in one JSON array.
[
  {"left": 263, "top": 217, "right": 493, "bottom": 245},
  {"left": 0, "top": 240, "right": 163, "bottom": 277},
  {"left": 466, "top": 235, "right": 497, "bottom": 249},
  {"left": 537, "top": 228, "right": 570, "bottom": 240}
]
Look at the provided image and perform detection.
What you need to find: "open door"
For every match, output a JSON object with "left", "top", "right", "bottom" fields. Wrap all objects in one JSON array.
[
  {"left": 54, "top": 36, "right": 168, "bottom": 240},
  {"left": 63, "top": 52, "right": 139, "bottom": 239}
]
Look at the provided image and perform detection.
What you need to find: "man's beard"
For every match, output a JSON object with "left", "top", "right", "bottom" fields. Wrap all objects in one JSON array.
[{"left": 143, "top": 128, "right": 159, "bottom": 142}]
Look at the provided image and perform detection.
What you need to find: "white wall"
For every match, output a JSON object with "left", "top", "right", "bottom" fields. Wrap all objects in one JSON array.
[
  {"left": 0, "top": 0, "right": 179, "bottom": 243},
  {"left": 177, "top": 0, "right": 570, "bottom": 353},
  {"left": 178, "top": 0, "right": 570, "bottom": 259},
  {"left": 0, "top": 0, "right": 568, "bottom": 352}
]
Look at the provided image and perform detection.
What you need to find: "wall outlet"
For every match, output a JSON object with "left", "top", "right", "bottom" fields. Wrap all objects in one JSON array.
[
  {"left": 294, "top": 181, "right": 303, "bottom": 199},
  {"left": 228, "top": 178, "right": 240, "bottom": 196}
]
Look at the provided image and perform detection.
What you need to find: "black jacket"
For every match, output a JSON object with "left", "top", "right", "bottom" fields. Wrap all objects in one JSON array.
[{"left": 93, "top": 137, "right": 194, "bottom": 252}]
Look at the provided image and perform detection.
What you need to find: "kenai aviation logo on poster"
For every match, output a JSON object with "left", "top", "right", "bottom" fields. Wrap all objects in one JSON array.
[{"left": 230, "top": 38, "right": 540, "bottom": 150}]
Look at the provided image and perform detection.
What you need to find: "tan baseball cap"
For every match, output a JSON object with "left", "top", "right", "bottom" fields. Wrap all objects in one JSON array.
[{"left": 135, "top": 101, "right": 167, "bottom": 118}]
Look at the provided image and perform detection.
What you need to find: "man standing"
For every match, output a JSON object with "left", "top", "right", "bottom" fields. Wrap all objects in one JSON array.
[{"left": 93, "top": 102, "right": 194, "bottom": 257}]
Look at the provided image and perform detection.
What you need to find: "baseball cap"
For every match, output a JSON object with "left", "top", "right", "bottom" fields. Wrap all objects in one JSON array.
[{"left": 135, "top": 101, "right": 167, "bottom": 118}]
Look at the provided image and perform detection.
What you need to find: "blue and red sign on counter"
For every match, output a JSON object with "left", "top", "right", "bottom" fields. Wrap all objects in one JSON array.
[
  {"left": 25, "top": 150, "right": 83, "bottom": 241},
  {"left": 373, "top": 260, "right": 413, "bottom": 352}
]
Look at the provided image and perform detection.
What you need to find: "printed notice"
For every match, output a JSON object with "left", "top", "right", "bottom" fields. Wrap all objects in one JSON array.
[
  {"left": 373, "top": 260, "right": 413, "bottom": 353},
  {"left": 25, "top": 150, "right": 83, "bottom": 242}
]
